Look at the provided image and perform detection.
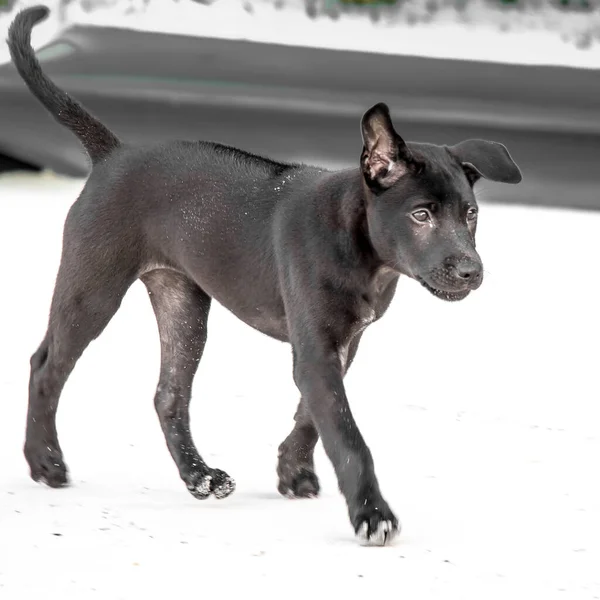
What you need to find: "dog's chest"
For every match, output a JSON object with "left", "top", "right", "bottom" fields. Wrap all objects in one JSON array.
[
  {"left": 337, "top": 305, "right": 376, "bottom": 371},
  {"left": 337, "top": 268, "right": 399, "bottom": 371}
]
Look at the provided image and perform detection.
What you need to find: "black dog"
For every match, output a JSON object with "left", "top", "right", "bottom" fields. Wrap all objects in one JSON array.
[{"left": 9, "top": 6, "right": 521, "bottom": 545}]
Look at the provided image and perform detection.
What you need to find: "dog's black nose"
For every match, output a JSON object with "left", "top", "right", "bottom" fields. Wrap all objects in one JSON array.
[{"left": 453, "top": 259, "right": 483, "bottom": 283}]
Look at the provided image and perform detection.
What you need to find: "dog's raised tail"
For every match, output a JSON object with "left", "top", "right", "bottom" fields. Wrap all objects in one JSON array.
[{"left": 7, "top": 5, "right": 120, "bottom": 163}]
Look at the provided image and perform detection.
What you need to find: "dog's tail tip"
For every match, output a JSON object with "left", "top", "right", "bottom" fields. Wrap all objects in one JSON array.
[
  {"left": 23, "top": 4, "right": 51, "bottom": 23},
  {"left": 7, "top": 6, "right": 50, "bottom": 53},
  {"left": 7, "top": 3, "right": 120, "bottom": 164},
  {"left": 9, "top": 5, "right": 50, "bottom": 34}
]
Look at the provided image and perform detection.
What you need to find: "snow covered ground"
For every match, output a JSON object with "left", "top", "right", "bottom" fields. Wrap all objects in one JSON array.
[
  {"left": 1, "top": 170, "right": 600, "bottom": 599},
  {"left": 2, "top": 0, "right": 600, "bottom": 69}
]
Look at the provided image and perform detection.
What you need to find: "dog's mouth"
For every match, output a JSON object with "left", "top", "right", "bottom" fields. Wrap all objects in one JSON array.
[{"left": 418, "top": 279, "right": 471, "bottom": 302}]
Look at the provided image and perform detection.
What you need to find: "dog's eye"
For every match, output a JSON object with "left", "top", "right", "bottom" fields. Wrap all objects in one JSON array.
[
  {"left": 411, "top": 210, "right": 431, "bottom": 223},
  {"left": 466, "top": 208, "right": 478, "bottom": 222}
]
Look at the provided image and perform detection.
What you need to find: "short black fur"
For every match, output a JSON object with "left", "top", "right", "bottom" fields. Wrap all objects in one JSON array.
[{"left": 8, "top": 6, "right": 522, "bottom": 545}]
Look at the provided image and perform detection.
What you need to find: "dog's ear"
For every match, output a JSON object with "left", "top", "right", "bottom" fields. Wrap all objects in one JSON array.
[
  {"left": 361, "top": 103, "right": 419, "bottom": 190},
  {"left": 449, "top": 139, "right": 522, "bottom": 185}
]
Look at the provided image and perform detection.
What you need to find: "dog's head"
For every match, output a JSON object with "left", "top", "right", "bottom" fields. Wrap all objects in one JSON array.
[{"left": 360, "top": 103, "right": 522, "bottom": 301}]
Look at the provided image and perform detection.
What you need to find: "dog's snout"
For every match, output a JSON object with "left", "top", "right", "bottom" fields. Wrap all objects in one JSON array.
[
  {"left": 447, "top": 257, "right": 483, "bottom": 286},
  {"left": 455, "top": 261, "right": 481, "bottom": 281}
]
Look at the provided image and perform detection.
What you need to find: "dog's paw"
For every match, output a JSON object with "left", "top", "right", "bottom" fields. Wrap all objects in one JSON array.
[
  {"left": 25, "top": 444, "right": 69, "bottom": 488},
  {"left": 186, "top": 468, "right": 236, "bottom": 500},
  {"left": 277, "top": 465, "right": 320, "bottom": 499},
  {"left": 356, "top": 518, "right": 399, "bottom": 547},
  {"left": 353, "top": 504, "right": 400, "bottom": 547},
  {"left": 211, "top": 469, "right": 236, "bottom": 499}
]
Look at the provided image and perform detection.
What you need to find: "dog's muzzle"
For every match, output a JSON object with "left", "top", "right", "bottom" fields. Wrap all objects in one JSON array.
[{"left": 418, "top": 258, "right": 483, "bottom": 302}]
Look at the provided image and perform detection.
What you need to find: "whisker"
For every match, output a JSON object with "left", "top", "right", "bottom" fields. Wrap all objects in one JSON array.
[{"left": 474, "top": 184, "right": 495, "bottom": 201}]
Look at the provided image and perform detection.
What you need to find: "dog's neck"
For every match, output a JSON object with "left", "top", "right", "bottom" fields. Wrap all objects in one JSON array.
[{"left": 315, "top": 167, "right": 383, "bottom": 273}]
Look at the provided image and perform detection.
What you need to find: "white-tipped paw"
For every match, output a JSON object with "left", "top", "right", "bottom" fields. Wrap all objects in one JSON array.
[
  {"left": 355, "top": 513, "right": 400, "bottom": 547},
  {"left": 186, "top": 469, "right": 236, "bottom": 500},
  {"left": 213, "top": 476, "right": 236, "bottom": 499}
]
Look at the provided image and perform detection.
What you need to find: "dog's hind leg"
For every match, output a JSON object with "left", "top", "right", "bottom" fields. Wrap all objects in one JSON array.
[
  {"left": 25, "top": 233, "right": 136, "bottom": 487},
  {"left": 277, "top": 332, "right": 364, "bottom": 499},
  {"left": 277, "top": 399, "right": 319, "bottom": 498},
  {"left": 142, "top": 269, "right": 235, "bottom": 501}
]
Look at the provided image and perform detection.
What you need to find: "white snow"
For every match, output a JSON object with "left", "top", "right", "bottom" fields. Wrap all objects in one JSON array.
[
  {"left": 1, "top": 169, "right": 600, "bottom": 598},
  {"left": 2, "top": 0, "right": 600, "bottom": 69}
]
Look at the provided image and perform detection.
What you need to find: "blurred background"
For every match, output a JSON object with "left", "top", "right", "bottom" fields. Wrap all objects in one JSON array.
[{"left": 1, "top": 0, "right": 600, "bottom": 210}]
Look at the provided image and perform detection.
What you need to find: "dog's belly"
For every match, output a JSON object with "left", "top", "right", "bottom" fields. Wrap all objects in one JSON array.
[
  {"left": 244, "top": 313, "right": 289, "bottom": 342},
  {"left": 181, "top": 262, "right": 290, "bottom": 343},
  {"left": 213, "top": 296, "right": 290, "bottom": 342},
  {"left": 187, "top": 274, "right": 290, "bottom": 342}
]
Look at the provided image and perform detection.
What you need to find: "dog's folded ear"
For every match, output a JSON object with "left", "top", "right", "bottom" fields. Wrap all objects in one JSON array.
[
  {"left": 361, "top": 103, "right": 419, "bottom": 191},
  {"left": 449, "top": 139, "right": 522, "bottom": 185}
]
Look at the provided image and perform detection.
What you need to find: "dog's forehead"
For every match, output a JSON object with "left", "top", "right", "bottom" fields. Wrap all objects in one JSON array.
[
  {"left": 407, "top": 142, "right": 458, "bottom": 173},
  {"left": 406, "top": 141, "right": 472, "bottom": 201}
]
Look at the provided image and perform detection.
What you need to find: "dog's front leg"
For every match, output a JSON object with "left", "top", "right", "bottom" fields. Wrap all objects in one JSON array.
[
  {"left": 277, "top": 332, "right": 365, "bottom": 500},
  {"left": 291, "top": 338, "right": 398, "bottom": 545}
]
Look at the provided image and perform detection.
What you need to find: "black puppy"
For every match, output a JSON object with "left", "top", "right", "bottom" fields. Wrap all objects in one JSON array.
[{"left": 9, "top": 6, "right": 521, "bottom": 545}]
